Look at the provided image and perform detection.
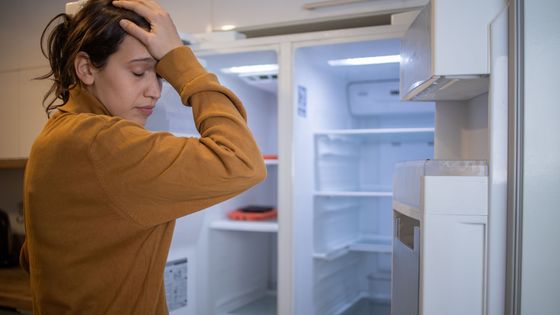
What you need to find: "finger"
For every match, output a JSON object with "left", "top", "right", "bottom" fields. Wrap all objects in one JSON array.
[
  {"left": 119, "top": 19, "right": 150, "bottom": 44},
  {"left": 112, "top": 0, "right": 155, "bottom": 21}
]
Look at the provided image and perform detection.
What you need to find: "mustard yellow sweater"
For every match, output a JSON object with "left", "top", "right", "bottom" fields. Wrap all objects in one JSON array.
[{"left": 20, "top": 46, "right": 266, "bottom": 314}]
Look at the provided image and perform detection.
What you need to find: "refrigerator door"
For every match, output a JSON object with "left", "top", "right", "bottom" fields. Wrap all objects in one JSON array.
[{"left": 146, "top": 46, "right": 280, "bottom": 315}]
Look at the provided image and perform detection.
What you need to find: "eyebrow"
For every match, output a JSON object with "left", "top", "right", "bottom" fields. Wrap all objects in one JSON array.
[{"left": 129, "top": 57, "right": 156, "bottom": 65}]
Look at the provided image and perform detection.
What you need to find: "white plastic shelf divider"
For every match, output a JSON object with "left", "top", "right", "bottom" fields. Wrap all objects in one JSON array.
[
  {"left": 210, "top": 220, "right": 278, "bottom": 233},
  {"left": 313, "top": 236, "right": 392, "bottom": 261},
  {"left": 314, "top": 191, "right": 392, "bottom": 197}
]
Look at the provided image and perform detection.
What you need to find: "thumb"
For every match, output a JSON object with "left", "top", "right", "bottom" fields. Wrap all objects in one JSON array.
[{"left": 119, "top": 19, "right": 150, "bottom": 45}]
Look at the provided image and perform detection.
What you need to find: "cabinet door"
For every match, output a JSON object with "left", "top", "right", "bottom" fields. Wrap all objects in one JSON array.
[
  {"left": 0, "top": 1, "right": 21, "bottom": 72},
  {"left": 19, "top": 0, "right": 67, "bottom": 68},
  {"left": 18, "top": 68, "right": 49, "bottom": 158},
  {"left": 0, "top": 72, "right": 20, "bottom": 158},
  {"left": 159, "top": 0, "right": 212, "bottom": 34},
  {"left": 211, "top": 0, "right": 425, "bottom": 31}
]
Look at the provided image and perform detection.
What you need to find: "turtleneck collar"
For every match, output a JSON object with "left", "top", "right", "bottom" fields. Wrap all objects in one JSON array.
[{"left": 57, "top": 86, "right": 113, "bottom": 116}]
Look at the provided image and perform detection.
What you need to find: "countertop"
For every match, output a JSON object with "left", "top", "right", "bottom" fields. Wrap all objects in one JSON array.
[{"left": 0, "top": 267, "right": 32, "bottom": 311}]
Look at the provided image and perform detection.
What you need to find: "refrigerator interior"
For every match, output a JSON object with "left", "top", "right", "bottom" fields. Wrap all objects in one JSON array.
[
  {"left": 292, "top": 38, "right": 435, "bottom": 315},
  {"left": 146, "top": 49, "right": 279, "bottom": 315}
]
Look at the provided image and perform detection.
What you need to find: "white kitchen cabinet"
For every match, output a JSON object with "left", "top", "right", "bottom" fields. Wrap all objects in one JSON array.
[
  {"left": 0, "top": 0, "right": 61, "bottom": 159},
  {"left": 159, "top": 0, "right": 213, "bottom": 34},
  {"left": 18, "top": 67, "right": 50, "bottom": 158},
  {"left": 211, "top": 0, "right": 427, "bottom": 31},
  {"left": 19, "top": 0, "right": 67, "bottom": 68},
  {"left": 0, "top": 1, "right": 22, "bottom": 72},
  {"left": 0, "top": 68, "right": 49, "bottom": 159},
  {"left": 0, "top": 72, "right": 20, "bottom": 159}
]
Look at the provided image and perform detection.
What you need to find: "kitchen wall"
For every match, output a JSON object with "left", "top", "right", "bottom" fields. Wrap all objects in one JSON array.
[{"left": 0, "top": 169, "right": 25, "bottom": 234}]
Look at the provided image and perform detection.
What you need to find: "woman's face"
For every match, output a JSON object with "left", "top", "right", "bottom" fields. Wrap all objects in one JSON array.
[{"left": 89, "top": 35, "right": 162, "bottom": 126}]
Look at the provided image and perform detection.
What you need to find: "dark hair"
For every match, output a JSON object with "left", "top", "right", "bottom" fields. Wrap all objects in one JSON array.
[{"left": 38, "top": 0, "right": 150, "bottom": 116}]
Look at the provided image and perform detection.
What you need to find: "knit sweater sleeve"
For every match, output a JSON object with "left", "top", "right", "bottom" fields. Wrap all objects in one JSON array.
[{"left": 88, "top": 46, "right": 266, "bottom": 227}]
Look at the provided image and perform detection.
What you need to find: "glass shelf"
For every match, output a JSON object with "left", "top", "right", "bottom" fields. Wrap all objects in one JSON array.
[
  {"left": 226, "top": 292, "right": 277, "bottom": 315},
  {"left": 339, "top": 297, "right": 390, "bottom": 315},
  {"left": 314, "top": 127, "right": 434, "bottom": 142},
  {"left": 314, "top": 191, "right": 392, "bottom": 197},
  {"left": 210, "top": 220, "right": 278, "bottom": 233},
  {"left": 313, "top": 237, "right": 392, "bottom": 261}
]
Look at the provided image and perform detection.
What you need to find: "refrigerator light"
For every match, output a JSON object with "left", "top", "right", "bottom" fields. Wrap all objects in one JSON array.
[
  {"left": 328, "top": 55, "right": 401, "bottom": 66},
  {"left": 221, "top": 64, "right": 278, "bottom": 75},
  {"left": 220, "top": 25, "right": 236, "bottom": 31}
]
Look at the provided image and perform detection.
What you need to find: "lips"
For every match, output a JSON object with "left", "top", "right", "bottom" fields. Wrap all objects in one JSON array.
[{"left": 137, "top": 106, "right": 154, "bottom": 116}]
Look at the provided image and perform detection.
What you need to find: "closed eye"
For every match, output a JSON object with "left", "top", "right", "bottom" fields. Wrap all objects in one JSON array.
[{"left": 133, "top": 72, "right": 145, "bottom": 77}]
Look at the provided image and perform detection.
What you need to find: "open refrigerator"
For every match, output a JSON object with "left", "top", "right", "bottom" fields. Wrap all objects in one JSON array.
[
  {"left": 147, "top": 17, "right": 436, "bottom": 313},
  {"left": 142, "top": 4, "right": 513, "bottom": 313}
]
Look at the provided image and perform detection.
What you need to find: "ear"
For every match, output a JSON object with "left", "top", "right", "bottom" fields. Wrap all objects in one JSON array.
[{"left": 74, "top": 51, "right": 96, "bottom": 86}]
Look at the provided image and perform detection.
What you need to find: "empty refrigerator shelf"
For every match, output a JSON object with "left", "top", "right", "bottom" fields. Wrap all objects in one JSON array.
[
  {"left": 314, "top": 237, "right": 391, "bottom": 261},
  {"left": 349, "top": 238, "right": 392, "bottom": 253},
  {"left": 315, "top": 128, "right": 435, "bottom": 143},
  {"left": 339, "top": 297, "right": 390, "bottom": 315},
  {"left": 226, "top": 293, "right": 277, "bottom": 315},
  {"left": 210, "top": 220, "right": 278, "bottom": 233},
  {"left": 314, "top": 191, "right": 392, "bottom": 197}
]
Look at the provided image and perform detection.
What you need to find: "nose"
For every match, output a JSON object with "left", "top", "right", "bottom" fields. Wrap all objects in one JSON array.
[{"left": 145, "top": 75, "right": 162, "bottom": 100}]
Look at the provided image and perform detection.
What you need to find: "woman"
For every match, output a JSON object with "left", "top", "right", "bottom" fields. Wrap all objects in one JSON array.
[{"left": 20, "top": 0, "right": 266, "bottom": 313}]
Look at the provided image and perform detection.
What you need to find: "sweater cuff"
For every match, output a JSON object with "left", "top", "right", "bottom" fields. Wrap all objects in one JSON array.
[{"left": 156, "top": 46, "right": 208, "bottom": 94}]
